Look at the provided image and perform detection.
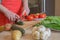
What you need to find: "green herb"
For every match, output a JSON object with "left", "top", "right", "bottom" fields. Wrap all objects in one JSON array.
[{"left": 34, "top": 16, "right": 60, "bottom": 30}]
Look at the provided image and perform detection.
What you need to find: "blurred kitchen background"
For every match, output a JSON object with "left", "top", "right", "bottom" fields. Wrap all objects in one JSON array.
[{"left": 28, "top": 0, "right": 60, "bottom": 16}]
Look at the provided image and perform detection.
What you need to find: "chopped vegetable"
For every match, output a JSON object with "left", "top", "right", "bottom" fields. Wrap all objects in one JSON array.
[
  {"left": 0, "top": 26, "right": 4, "bottom": 32},
  {"left": 11, "top": 25, "right": 25, "bottom": 35},
  {"left": 5, "top": 24, "right": 12, "bottom": 31},
  {"left": 15, "top": 20, "right": 24, "bottom": 25},
  {"left": 12, "top": 30, "right": 22, "bottom": 40}
]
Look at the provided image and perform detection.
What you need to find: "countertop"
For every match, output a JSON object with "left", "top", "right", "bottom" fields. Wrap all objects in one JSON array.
[
  {"left": 0, "top": 30, "right": 60, "bottom": 40},
  {"left": 0, "top": 21, "right": 60, "bottom": 40}
]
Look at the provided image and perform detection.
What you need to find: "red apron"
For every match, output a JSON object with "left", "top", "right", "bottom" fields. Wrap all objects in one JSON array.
[{"left": 0, "top": 0, "right": 23, "bottom": 26}]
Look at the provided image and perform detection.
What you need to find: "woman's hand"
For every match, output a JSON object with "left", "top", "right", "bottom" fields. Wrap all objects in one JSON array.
[
  {"left": 25, "top": 7, "right": 30, "bottom": 15},
  {"left": 22, "top": 8, "right": 30, "bottom": 16},
  {"left": 23, "top": 0, "right": 30, "bottom": 15},
  {"left": 5, "top": 11, "right": 20, "bottom": 22},
  {"left": 0, "top": 4, "right": 20, "bottom": 21}
]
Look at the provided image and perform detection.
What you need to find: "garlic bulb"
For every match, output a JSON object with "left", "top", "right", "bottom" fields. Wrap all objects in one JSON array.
[
  {"left": 32, "top": 25, "right": 51, "bottom": 40},
  {"left": 32, "top": 31, "right": 40, "bottom": 40},
  {"left": 46, "top": 28, "right": 51, "bottom": 37},
  {"left": 38, "top": 25, "right": 46, "bottom": 32},
  {"left": 40, "top": 31, "right": 48, "bottom": 40},
  {"left": 32, "top": 27, "right": 38, "bottom": 33},
  {"left": 40, "top": 29, "right": 51, "bottom": 40}
]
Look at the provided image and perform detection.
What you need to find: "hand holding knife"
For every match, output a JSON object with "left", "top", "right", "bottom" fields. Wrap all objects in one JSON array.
[{"left": 15, "top": 18, "right": 24, "bottom": 25}]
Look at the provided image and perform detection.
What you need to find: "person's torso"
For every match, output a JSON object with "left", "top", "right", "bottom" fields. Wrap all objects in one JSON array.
[{"left": 0, "top": 0, "right": 23, "bottom": 26}]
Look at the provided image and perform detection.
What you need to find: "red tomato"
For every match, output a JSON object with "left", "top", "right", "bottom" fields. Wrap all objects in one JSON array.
[
  {"left": 30, "top": 14, "right": 39, "bottom": 18},
  {"left": 39, "top": 13, "right": 46, "bottom": 18},
  {"left": 29, "top": 14, "right": 35, "bottom": 17},
  {"left": 34, "top": 15, "right": 39, "bottom": 18},
  {"left": 34, "top": 13, "right": 40, "bottom": 18},
  {"left": 26, "top": 15, "right": 34, "bottom": 21}
]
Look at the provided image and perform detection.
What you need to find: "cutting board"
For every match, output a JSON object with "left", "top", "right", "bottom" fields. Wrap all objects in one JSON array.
[
  {"left": 0, "top": 21, "right": 40, "bottom": 40},
  {"left": 0, "top": 21, "right": 60, "bottom": 40},
  {"left": 0, "top": 27, "right": 34, "bottom": 40}
]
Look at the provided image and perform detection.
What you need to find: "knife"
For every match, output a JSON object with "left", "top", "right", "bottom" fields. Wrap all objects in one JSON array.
[{"left": 15, "top": 18, "right": 24, "bottom": 25}]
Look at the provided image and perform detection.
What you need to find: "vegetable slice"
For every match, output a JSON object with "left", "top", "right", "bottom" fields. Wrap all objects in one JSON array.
[
  {"left": 12, "top": 30, "right": 22, "bottom": 40},
  {"left": 11, "top": 25, "right": 25, "bottom": 35}
]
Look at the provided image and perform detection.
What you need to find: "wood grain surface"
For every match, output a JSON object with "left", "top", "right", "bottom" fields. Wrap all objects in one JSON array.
[{"left": 0, "top": 21, "right": 60, "bottom": 40}]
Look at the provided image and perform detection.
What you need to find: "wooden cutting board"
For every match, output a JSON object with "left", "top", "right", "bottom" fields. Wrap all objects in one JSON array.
[
  {"left": 0, "top": 21, "right": 60, "bottom": 40},
  {"left": 0, "top": 21, "right": 40, "bottom": 40},
  {"left": 0, "top": 28, "right": 33, "bottom": 40},
  {"left": 0, "top": 31, "right": 60, "bottom": 40}
]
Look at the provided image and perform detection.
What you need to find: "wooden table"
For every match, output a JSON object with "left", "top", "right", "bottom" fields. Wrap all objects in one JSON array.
[
  {"left": 49, "top": 32, "right": 60, "bottom": 40},
  {"left": 0, "top": 21, "right": 60, "bottom": 40}
]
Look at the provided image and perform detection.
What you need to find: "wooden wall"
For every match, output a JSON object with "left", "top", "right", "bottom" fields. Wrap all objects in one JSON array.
[{"left": 55, "top": 0, "right": 60, "bottom": 16}]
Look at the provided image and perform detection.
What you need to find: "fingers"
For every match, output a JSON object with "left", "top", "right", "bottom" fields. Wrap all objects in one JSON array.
[
  {"left": 26, "top": 9, "right": 30, "bottom": 15},
  {"left": 5, "top": 11, "right": 20, "bottom": 22},
  {"left": 10, "top": 15, "right": 14, "bottom": 22},
  {"left": 25, "top": 8, "right": 30, "bottom": 15},
  {"left": 15, "top": 14, "right": 20, "bottom": 20},
  {"left": 8, "top": 16, "right": 11, "bottom": 21},
  {"left": 10, "top": 14, "right": 20, "bottom": 22},
  {"left": 11, "top": 16, "right": 16, "bottom": 21}
]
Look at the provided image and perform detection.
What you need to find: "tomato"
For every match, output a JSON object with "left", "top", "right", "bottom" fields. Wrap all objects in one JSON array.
[
  {"left": 39, "top": 13, "right": 46, "bottom": 18},
  {"left": 26, "top": 15, "right": 34, "bottom": 21},
  {"left": 34, "top": 15, "right": 39, "bottom": 18},
  {"left": 30, "top": 14, "right": 39, "bottom": 18},
  {"left": 34, "top": 13, "right": 40, "bottom": 18},
  {"left": 29, "top": 14, "right": 35, "bottom": 17}
]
